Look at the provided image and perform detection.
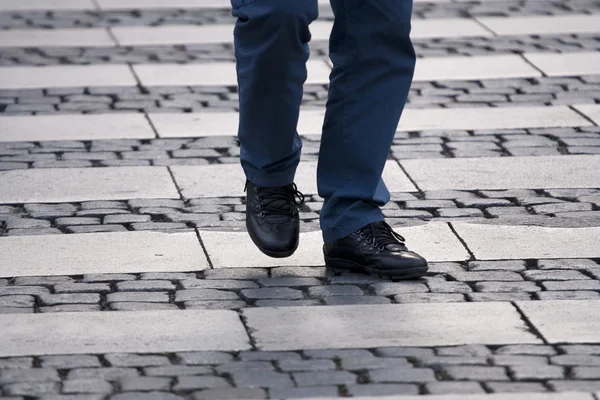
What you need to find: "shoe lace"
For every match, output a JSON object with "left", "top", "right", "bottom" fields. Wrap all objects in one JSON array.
[
  {"left": 355, "top": 222, "right": 405, "bottom": 251},
  {"left": 247, "top": 183, "right": 305, "bottom": 217}
]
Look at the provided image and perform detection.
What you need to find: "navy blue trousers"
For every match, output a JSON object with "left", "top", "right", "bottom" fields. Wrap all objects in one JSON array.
[{"left": 231, "top": 0, "right": 416, "bottom": 243}]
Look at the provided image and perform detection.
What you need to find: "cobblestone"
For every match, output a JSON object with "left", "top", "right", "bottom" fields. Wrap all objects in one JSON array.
[
  {"left": 443, "top": 366, "right": 510, "bottom": 381},
  {"left": 522, "top": 269, "right": 591, "bottom": 281},
  {"left": 240, "top": 288, "right": 304, "bottom": 301},
  {"left": 509, "top": 365, "right": 564, "bottom": 380},
  {"left": 485, "top": 382, "right": 549, "bottom": 393},
  {"left": 474, "top": 281, "right": 541, "bottom": 292},
  {"left": 119, "top": 376, "right": 172, "bottom": 392},
  {"left": 425, "top": 381, "right": 485, "bottom": 395}
]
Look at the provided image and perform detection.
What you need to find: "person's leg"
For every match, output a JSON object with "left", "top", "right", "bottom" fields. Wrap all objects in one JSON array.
[
  {"left": 318, "top": 0, "right": 416, "bottom": 242},
  {"left": 318, "top": 0, "right": 427, "bottom": 278},
  {"left": 232, "top": 0, "right": 318, "bottom": 187},
  {"left": 232, "top": 0, "right": 318, "bottom": 258}
]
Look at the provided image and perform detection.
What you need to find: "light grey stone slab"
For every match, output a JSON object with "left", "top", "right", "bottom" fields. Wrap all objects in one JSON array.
[
  {"left": 154, "top": 106, "right": 589, "bottom": 138},
  {"left": 451, "top": 223, "right": 600, "bottom": 260},
  {"left": 0, "top": 231, "right": 208, "bottom": 278},
  {"left": 574, "top": 104, "right": 600, "bottom": 126},
  {"left": 98, "top": 0, "right": 446, "bottom": 9},
  {"left": 401, "top": 155, "right": 600, "bottom": 191},
  {"left": 115, "top": 19, "right": 489, "bottom": 46},
  {"left": 0, "top": 114, "right": 155, "bottom": 142},
  {"left": 200, "top": 222, "right": 469, "bottom": 268},
  {"left": 397, "top": 106, "right": 589, "bottom": 132},
  {"left": 171, "top": 160, "right": 416, "bottom": 198},
  {"left": 138, "top": 54, "right": 539, "bottom": 88},
  {"left": 518, "top": 300, "right": 600, "bottom": 344},
  {"left": 151, "top": 112, "right": 240, "bottom": 138},
  {"left": 0, "top": 65, "right": 136, "bottom": 90},
  {"left": 478, "top": 15, "right": 600, "bottom": 35},
  {"left": 0, "top": 167, "right": 179, "bottom": 203},
  {"left": 524, "top": 52, "right": 600, "bottom": 77},
  {"left": 97, "top": 0, "right": 230, "bottom": 9},
  {"left": 0, "top": 0, "right": 95, "bottom": 11},
  {"left": 111, "top": 25, "right": 235, "bottom": 46},
  {"left": 0, "top": 309, "right": 250, "bottom": 357},
  {"left": 0, "top": 28, "right": 114, "bottom": 48},
  {"left": 410, "top": 18, "right": 493, "bottom": 38},
  {"left": 134, "top": 60, "right": 331, "bottom": 86},
  {"left": 414, "top": 54, "right": 541, "bottom": 81},
  {"left": 244, "top": 302, "right": 541, "bottom": 351},
  {"left": 152, "top": 109, "right": 324, "bottom": 138},
  {"left": 308, "top": 393, "right": 593, "bottom": 400}
]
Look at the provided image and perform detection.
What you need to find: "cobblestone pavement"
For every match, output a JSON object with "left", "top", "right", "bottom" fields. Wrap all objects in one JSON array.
[{"left": 1, "top": 0, "right": 600, "bottom": 399}]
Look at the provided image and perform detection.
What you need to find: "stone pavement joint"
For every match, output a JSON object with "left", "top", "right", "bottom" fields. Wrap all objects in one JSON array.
[{"left": 2, "top": 0, "right": 600, "bottom": 397}]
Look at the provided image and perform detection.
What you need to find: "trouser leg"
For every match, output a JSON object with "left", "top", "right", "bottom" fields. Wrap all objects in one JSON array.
[
  {"left": 317, "top": 0, "right": 416, "bottom": 242},
  {"left": 232, "top": 0, "right": 319, "bottom": 187}
]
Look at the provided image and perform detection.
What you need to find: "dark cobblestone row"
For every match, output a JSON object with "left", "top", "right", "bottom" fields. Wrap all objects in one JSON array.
[
  {"left": 2, "top": 76, "right": 600, "bottom": 116},
  {"left": 1, "top": 344, "right": 600, "bottom": 398},
  {"left": 0, "top": 0, "right": 599, "bottom": 30},
  {"left": 2, "top": 34, "right": 600, "bottom": 67},
  {"left": 1, "top": 126, "right": 600, "bottom": 173},
  {"left": 1, "top": 259, "right": 599, "bottom": 313},
  {"left": 0, "top": 44, "right": 237, "bottom": 67},
  {"left": 0, "top": 9, "right": 237, "bottom": 30},
  {"left": 2, "top": 187, "right": 600, "bottom": 237},
  {"left": 2, "top": 187, "right": 600, "bottom": 238}
]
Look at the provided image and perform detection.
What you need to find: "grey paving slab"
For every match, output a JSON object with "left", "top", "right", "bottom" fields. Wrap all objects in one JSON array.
[
  {"left": 0, "top": 28, "right": 114, "bottom": 48},
  {"left": 309, "top": 393, "right": 594, "bottom": 400},
  {"left": 397, "top": 106, "right": 589, "bottom": 132},
  {"left": 0, "top": 65, "right": 136, "bottom": 90},
  {"left": 244, "top": 302, "right": 541, "bottom": 351},
  {"left": 153, "top": 110, "right": 323, "bottom": 138},
  {"left": 150, "top": 112, "right": 240, "bottom": 138},
  {"left": 0, "top": 231, "right": 208, "bottom": 278},
  {"left": 0, "top": 167, "right": 179, "bottom": 203},
  {"left": 0, "top": 309, "right": 250, "bottom": 357},
  {"left": 478, "top": 15, "right": 600, "bottom": 36},
  {"left": 134, "top": 60, "right": 331, "bottom": 87},
  {"left": 154, "top": 106, "right": 589, "bottom": 138},
  {"left": 111, "top": 25, "right": 235, "bottom": 46},
  {"left": 401, "top": 155, "right": 600, "bottom": 191},
  {"left": 413, "top": 55, "right": 541, "bottom": 81},
  {"left": 171, "top": 160, "right": 416, "bottom": 198},
  {"left": 0, "top": 114, "right": 155, "bottom": 142},
  {"left": 138, "top": 54, "right": 539, "bottom": 88},
  {"left": 97, "top": 0, "right": 230, "bottom": 9},
  {"left": 574, "top": 104, "right": 600, "bottom": 126},
  {"left": 518, "top": 300, "right": 600, "bottom": 344},
  {"left": 0, "top": 0, "right": 95, "bottom": 11},
  {"left": 410, "top": 18, "right": 493, "bottom": 38},
  {"left": 200, "top": 222, "right": 469, "bottom": 268},
  {"left": 114, "top": 19, "right": 489, "bottom": 46},
  {"left": 452, "top": 223, "right": 600, "bottom": 260},
  {"left": 524, "top": 52, "right": 600, "bottom": 77},
  {"left": 98, "top": 0, "right": 443, "bottom": 9}
]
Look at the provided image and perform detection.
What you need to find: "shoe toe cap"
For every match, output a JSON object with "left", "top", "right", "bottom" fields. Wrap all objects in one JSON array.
[{"left": 378, "top": 250, "right": 428, "bottom": 272}]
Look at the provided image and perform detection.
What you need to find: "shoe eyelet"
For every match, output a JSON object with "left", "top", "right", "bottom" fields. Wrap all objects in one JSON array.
[
  {"left": 255, "top": 204, "right": 260, "bottom": 210},
  {"left": 259, "top": 211, "right": 266, "bottom": 218}
]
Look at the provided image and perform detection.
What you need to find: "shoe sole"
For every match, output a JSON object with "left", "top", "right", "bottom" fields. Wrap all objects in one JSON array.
[
  {"left": 324, "top": 256, "right": 428, "bottom": 279},
  {"left": 258, "top": 246, "right": 298, "bottom": 258},
  {"left": 247, "top": 225, "right": 299, "bottom": 259}
]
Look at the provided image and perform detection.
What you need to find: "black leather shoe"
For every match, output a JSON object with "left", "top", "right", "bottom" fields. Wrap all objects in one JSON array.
[
  {"left": 245, "top": 180, "right": 305, "bottom": 258},
  {"left": 323, "top": 221, "right": 428, "bottom": 279}
]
